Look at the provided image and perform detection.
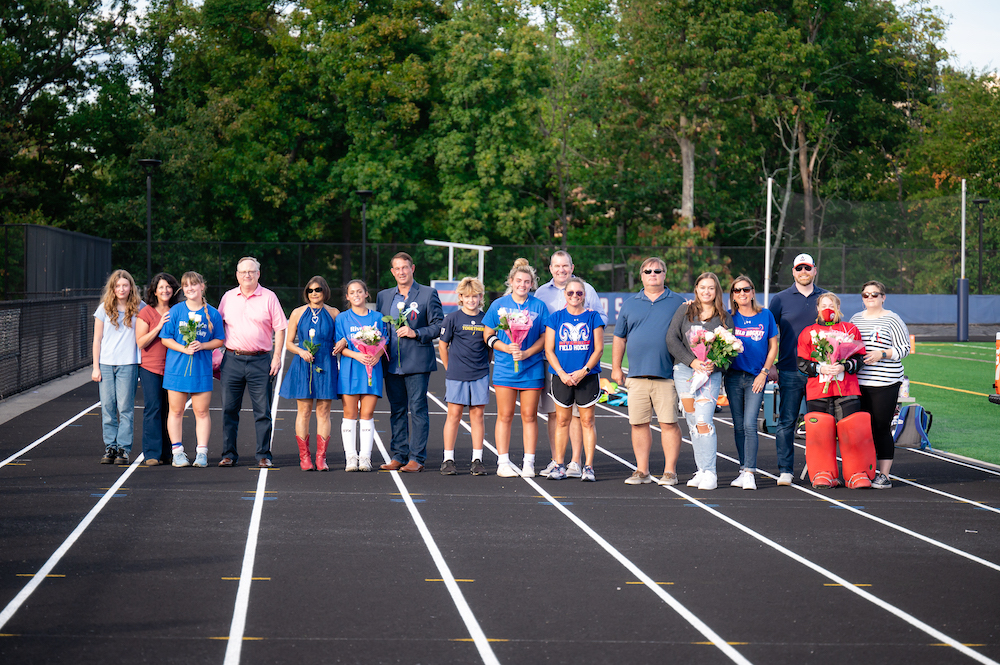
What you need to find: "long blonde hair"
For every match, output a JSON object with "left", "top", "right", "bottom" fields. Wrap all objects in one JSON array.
[
  {"left": 101, "top": 269, "right": 141, "bottom": 329},
  {"left": 503, "top": 258, "right": 537, "bottom": 295},
  {"left": 181, "top": 271, "right": 214, "bottom": 334}
]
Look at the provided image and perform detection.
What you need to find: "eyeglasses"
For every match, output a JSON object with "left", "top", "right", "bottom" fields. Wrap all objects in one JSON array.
[
  {"left": 861, "top": 292, "right": 883, "bottom": 299},
  {"left": 306, "top": 287, "right": 324, "bottom": 294},
  {"left": 237, "top": 270, "right": 258, "bottom": 276},
  {"left": 732, "top": 286, "right": 753, "bottom": 293},
  {"left": 565, "top": 290, "right": 584, "bottom": 297},
  {"left": 794, "top": 265, "right": 813, "bottom": 272},
  {"left": 643, "top": 269, "right": 664, "bottom": 275}
]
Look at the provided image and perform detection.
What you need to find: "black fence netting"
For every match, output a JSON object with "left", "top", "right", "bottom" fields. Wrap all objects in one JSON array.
[{"left": 0, "top": 297, "right": 98, "bottom": 399}]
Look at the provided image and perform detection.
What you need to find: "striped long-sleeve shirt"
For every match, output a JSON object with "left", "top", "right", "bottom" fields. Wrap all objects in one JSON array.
[{"left": 849, "top": 310, "right": 910, "bottom": 387}]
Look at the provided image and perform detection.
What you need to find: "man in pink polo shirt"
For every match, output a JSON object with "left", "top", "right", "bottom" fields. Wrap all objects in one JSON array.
[{"left": 217, "top": 256, "right": 288, "bottom": 467}]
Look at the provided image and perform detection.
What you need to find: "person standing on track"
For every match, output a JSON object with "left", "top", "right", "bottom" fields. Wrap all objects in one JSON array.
[
  {"left": 92, "top": 269, "right": 144, "bottom": 465},
  {"left": 438, "top": 277, "right": 491, "bottom": 476},
  {"left": 135, "top": 272, "right": 181, "bottom": 466},
  {"left": 217, "top": 257, "right": 288, "bottom": 468},
  {"left": 535, "top": 250, "right": 608, "bottom": 479},
  {"left": 376, "top": 253, "right": 444, "bottom": 473},
  {"left": 850, "top": 280, "right": 910, "bottom": 489},
  {"left": 610, "top": 257, "right": 685, "bottom": 486},
  {"left": 767, "top": 253, "right": 827, "bottom": 486}
]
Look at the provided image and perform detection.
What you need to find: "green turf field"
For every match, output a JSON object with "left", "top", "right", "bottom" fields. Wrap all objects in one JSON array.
[{"left": 602, "top": 340, "right": 1000, "bottom": 465}]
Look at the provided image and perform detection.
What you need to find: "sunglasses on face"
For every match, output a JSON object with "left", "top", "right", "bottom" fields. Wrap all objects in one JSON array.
[
  {"left": 643, "top": 269, "right": 664, "bottom": 275},
  {"left": 861, "top": 292, "right": 883, "bottom": 299},
  {"left": 306, "top": 287, "right": 323, "bottom": 294},
  {"left": 732, "top": 286, "right": 753, "bottom": 293},
  {"left": 565, "top": 290, "right": 584, "bottom": 297},
  {"left": 794, "top": 265, "right": 813, "bottom": 272}
]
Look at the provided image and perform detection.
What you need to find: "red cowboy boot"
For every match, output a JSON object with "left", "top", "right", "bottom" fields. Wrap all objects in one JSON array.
[
  {"left": 297, "top": 435, "right": 314, "bottom": 471},
  {"left": 315, "top": 435, "right": 330, "bottom": 472}
]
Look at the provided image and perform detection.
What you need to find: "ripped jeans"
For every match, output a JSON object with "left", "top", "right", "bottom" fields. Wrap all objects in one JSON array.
[{"left": 672, "top": 364, "right": 722, "bottom": 474}]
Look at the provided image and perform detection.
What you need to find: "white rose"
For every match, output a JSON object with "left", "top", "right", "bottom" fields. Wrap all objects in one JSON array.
[
  {"left": 498, "top": 307, "right": 507, "bottom": 317},
  {"left": 397, "top": 302, "right": 405, "bottom": 311},
  {"left": 704, "top": 331, "right": 716, "bottom": 343},
  {"left": 309, "top": 328, "right": 316, "bottom": 339},
  {"left": 188, "top": 312, "right": 197, "bottom": 320},
  {"left": 192, "top": 313, "right": 202, "bottom": 323}
]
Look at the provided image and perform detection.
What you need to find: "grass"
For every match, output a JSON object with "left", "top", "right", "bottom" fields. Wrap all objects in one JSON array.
[{"left": 602, "top": 340, "right": 1000, "bottom": 465}]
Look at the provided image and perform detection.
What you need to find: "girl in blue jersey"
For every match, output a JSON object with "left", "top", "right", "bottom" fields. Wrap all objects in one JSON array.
[
  {"left": 335, "top": 280, "right": 387, "bottom": 472},
  {"left": 281, "top": 276, "right": 340, "bottom": 471},
  {"left": 544, "top": 278, "right": 604, "bottom": 482},
  {"left": 482, "top": 258, "right": 548, "bottom": 478},
  {"left": 160, "top": 272, "right": 226, "bottom": 468}
]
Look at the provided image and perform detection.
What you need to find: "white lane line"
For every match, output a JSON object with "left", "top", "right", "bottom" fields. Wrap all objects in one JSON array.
[
  {"left": 372, "top": 426, "right": 500, "bottom": 665},
  {"left": 905, "top": 447, "right": 1000, "bottom": 478},
  {"left": 0, "top": 401, "right": 100, "bottom": 468},
  {"left": 426, "top": 392, "right": 750, "bottom": 665},
  {"left": 597, "top": 402, "right": 1000, "bottom": 571},
  {"left": 0, "top": 455, "right": 143, "bottom": 630},
  {"left": 223, "top": 467, "right": 269, "bottom": 665}
]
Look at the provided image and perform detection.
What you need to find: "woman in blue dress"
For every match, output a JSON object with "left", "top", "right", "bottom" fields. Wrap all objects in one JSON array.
[
  {"left": 482, "top": 258, "right": 548, "bottom": 478},
  {"left": 280, "top": 276, "right": 340, "bottom": 471},
  {"left": 160, "top": 271, "right": 225, "bottom": 468},
  {"left": 335, "top": 280, "right": 387, "bottom": 473}
]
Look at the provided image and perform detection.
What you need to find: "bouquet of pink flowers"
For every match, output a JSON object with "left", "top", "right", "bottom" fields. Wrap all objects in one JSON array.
[
  {"left": 688, "top": 326, "right": 744, "bottom": 392},
  {"left": 496, "top": 307, "right": 538, "bottom": 372},
  {"left": 810, "top": 328, "right": 866, "bottom": 394},
  {"left": 178, "top": 311, "right": 205, "bottom": 377},
  {"left": 352, "top": 325, "right": 388, "bottom": 387}
]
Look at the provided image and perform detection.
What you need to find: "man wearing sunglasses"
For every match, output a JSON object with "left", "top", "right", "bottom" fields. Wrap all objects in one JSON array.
[
  {"left": 767, "top": 253, "right": 827, "bottom": 485},
  {"left": 535, "top": 251, "right": 608, "bottom": 478},
  {"left": 611, "top": 257, "right": 685, "bottom": 485}
]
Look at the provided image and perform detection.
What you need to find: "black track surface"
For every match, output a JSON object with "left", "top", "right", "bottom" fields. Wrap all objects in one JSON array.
[{"left": 1, "top": 366, "right": 998, "bottom": 665}]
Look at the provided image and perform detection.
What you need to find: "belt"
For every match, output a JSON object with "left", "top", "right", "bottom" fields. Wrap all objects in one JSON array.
[{"left": 227, "top": 348, "right": 268, "bottom": 356}]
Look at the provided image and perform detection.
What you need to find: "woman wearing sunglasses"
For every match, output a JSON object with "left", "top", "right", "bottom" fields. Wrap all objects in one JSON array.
[
  {"left": 849, "top": 281, "right": 910, "bottom": 489},
  {"left": 280, "top": 276, "right": 341, "bottom": 470},
  {"left": 724, "top": 276, "right": 778, "bottom": 490}
]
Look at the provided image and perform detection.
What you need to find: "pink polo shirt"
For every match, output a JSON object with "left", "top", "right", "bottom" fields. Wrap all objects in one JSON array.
[{"left": 218, "top": 284, "right": 288, "bottom": 353}]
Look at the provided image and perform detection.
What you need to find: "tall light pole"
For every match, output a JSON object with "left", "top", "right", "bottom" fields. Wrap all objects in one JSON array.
[
  {"left": 355, "top": 190, "right": 373, "bottom": 283},
  {"left": 139, "top": 159, "right": 162, "bottom": 281},
  {"left": 973, "top": 198, "right": 990, "bottom": 295}
]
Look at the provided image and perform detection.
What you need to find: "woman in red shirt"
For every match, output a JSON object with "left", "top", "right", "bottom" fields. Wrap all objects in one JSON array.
[{"left": 135, "top": 273, "right": 181, "bottom": 465}]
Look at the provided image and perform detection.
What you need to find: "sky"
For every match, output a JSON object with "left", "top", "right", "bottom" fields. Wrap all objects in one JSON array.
[{"left": 923, "top": 0, "right": 1000, "bottom": 73}]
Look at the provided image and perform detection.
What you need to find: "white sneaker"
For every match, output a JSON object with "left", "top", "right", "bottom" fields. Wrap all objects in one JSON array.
[
  {"left": 742, "top": 472, "right": 757, "bottom": 490},
  {"left": 687, "top": 470, "right": 704, "bottom": 487},
  {"left": 358, "top": 457, "right": 372, "bottom": 472},
  {"left": 730, "top": 470, "right": 746, "bottom": 487},
  {"left": 539, "top": 460, "right": 559, "bottom": 477},
  {"left": 345, "top": 455, "right": 359, "bottom": 472},
  {"left": 521, "top": 461, "right": 535, "bottom": 478},
  {"left": 497, "top": 462, "right": 519, "bottom": 478},
  {"left": 697, "top": 470, "right": 718, "bottom": 490},
  {"left": 777, "top": 472, "right": 794, "bottom": 486},
  {"left": 565, "top": 461, "right": 582, "bottom": 478},
  {"left": 171, "top": 451, "right": 190, "bottom": 468}
]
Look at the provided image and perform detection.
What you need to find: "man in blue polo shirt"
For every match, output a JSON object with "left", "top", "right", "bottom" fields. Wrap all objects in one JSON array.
[
  {"left": 767, "top": 253, "right": 827, "bottom": 486},
  {"left": 611, "top": 257, "right": 685, "bottom": 485}
]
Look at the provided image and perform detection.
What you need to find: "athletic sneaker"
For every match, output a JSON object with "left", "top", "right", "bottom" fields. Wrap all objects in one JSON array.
[
  {"left": 658, "top": 472, "right": 678, "bottom": 486},
  {"left": 521, "top": 461, "right": 536, "bottom": 478},
  {"left": 731, "top": 471, "right": 746, "bottom": 487},
  {"left": 548, "top": 464, "right": 566, "bottom": 480},
  {"left": 742, "top": 472, "right": 757, "bottom": 490},
  {"left": 581, "top": 465, "right": 596, "bottom": 482},
  {"left": 192, "top": 452, "right": 208, "bottom": 468},
  {"left": 539, "top": 460, "right": 559, "bottom": 477},
  {"left": 565, "top": 462, "right": 582, "bottom": 478},
  {"left": 624, "top": 470, "right": 652, "bottom": 485},
  {"left": 114, "top": 450, "right": 129, "bottom": 465},
  {"left": 687, "top": 470, "right": 705, "bottom": 487},
  {"left": 497, "top": 462, "right": 519, "bottom": 478},
  {"left": 470, "top": 458, "right": 487, "bottom": 476},
  {"left": 172, "top": 451, "right": 190, "bottom": 468},
  {"left": 101, "top": 449, "right": 116, "bottom": 464},
  {"left": 358, "top": 457, "right": 373, "bottom": 472},
  {"left": 345, "top": 455, "right": 359, "bottom": 472},
  {"left": 871, "top": 472, "right": 892, "bottom": 489},
  {"left": 697, "top": 470, "right": 718, "bottom": 490},
  {"left": 777, "top": 472, "right": 794, "bottom": 486},
  {"left": 440, "top": 459, "right": 458, "bottom": 475}
]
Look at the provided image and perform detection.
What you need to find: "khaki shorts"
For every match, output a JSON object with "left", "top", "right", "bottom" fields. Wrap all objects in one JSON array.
[
  {"left": 540, "top": 365, "right": 580, "bottom": 416},
  {"left": 625, "top": 376, "right": 678, "bottom": 426}
]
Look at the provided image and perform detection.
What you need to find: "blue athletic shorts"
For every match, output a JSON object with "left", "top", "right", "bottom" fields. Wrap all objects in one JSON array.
[{"left": 445, "top": 375, "right": 490, "bottom": 406}]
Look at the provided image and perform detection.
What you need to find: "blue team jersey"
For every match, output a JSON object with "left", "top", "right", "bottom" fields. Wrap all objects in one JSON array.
[
  {"left": 160, "top": 302, "right": 225, "bottom": 394},
  {"left": 730, "top": 309, "right": 778, "bottom": 375},
  {"left": 482, "top": 294, "right": 548, "bottom": 389},
  {"left": 335, "top": 309, "right": 388, "bottom": 396},
  {"left": 546, "top": 308, "right": 602, "bottom": 375}
]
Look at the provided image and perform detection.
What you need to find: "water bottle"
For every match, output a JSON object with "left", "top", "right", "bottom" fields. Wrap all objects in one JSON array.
[{"left": 901, "top": 375, "right": 910, "bottom": 399}]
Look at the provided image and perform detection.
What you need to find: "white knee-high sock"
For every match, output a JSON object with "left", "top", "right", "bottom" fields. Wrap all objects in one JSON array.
[
  {"left": 342, "top": 419, "right": 358, "bottom": 456},
  {"left": 359, "top": 419, "right": 375, "bottom": 459}
]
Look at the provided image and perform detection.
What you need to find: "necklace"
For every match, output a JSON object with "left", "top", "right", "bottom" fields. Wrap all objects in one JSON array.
[{"left": 309, "top": 307, "right": 321, "bottom": 325}]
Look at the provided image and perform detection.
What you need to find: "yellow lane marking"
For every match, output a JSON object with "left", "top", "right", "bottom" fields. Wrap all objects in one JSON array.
[
  {"left": 391, "top": 493, "right": 423, "bottom": 496},
  {"left": 221, "top": 577, "right": 271, "bottom": 581},
  {"left": 910, "top": 381, "right": 988, "bottom": 397},
  {"left": 16, "top": 574, "right": 65, "bottom": 578},
  {"left": 931, "top": 643, "right": 986, "bottom": 647},
  {"left": 426, "top": 579, "right": 474, "bottom": 582},
  {"left": 824, "top": 583, "right": 872, "bottom": 587},
  {"left": 694, "top": 642, "right": 750, "bottom": 645},
  {"left": 209, "top": 637, "right": 265, "bottom": 640},
  {"left": 244, "top": 490, "right": 277, "bottom": 493},
  {"left": 6, "top": 463, "right": 25, "bottom": 466},
  {"left": 250, "top": 468, "right": 279, "bottom": 471},
  {"left": 626, "top": 581, "right": 674, "bottom": 585},
  {"left": 535, "top": 496, "right": 567, "bottom": 499},
  {"left": 452, "top": 638, "right": 509, "bottom": 642},
  {"left": 0, "top": 634, "right": 20, "bottom": 637},
  {"left": 99, "top": 488, "right": 129, "bottom": 490}
]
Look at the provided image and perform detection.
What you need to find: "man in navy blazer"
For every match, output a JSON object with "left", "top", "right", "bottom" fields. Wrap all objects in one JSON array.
[{"left": 376, "top": 252, "right": 444, "bottom": 472}]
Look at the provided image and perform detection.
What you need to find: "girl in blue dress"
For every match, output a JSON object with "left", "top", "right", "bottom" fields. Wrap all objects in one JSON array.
[
  {"left": 482, "top": 258, "right": 548, "bottom": 478},
  {"left": 160, "top": 271, "right": 225, "bottom": 468},
  {"left": 335, "top": 280, "right": 387, "bottom": 472},
  {"left": 280, "top": 276, "right": 340, "bottom": 471}
]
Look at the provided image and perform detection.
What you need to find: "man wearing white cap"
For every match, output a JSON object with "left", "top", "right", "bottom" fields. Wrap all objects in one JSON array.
[{"left": 766, "top": 253, "right": 827, "bottom": 485}]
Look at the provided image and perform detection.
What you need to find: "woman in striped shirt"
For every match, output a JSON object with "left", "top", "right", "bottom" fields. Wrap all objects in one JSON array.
[{"left": 849, "top": 280, "right": 911, "bottom": 489}]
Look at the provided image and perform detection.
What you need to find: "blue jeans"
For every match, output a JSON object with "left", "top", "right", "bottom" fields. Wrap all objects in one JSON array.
[
  {"left": 221, "top": 352, "right": 274, "bottom": 463},
  {"left": 673, "top": 364, "right": 722, "bottom": 474},
  {"left": 724, "top": 370, "right": 765, "bottom": 471},
  {"left": 139, "top": 367, "right": 170, "bottom": 463},
  {"left": 384, "top": 372, "right": 431, "bottom": 465},
  {"left": 99, "top": 363, "right": 138, "bottom": 453},
  {"left": 775, "top": 369, "right": 806, "bottom": 474}
]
